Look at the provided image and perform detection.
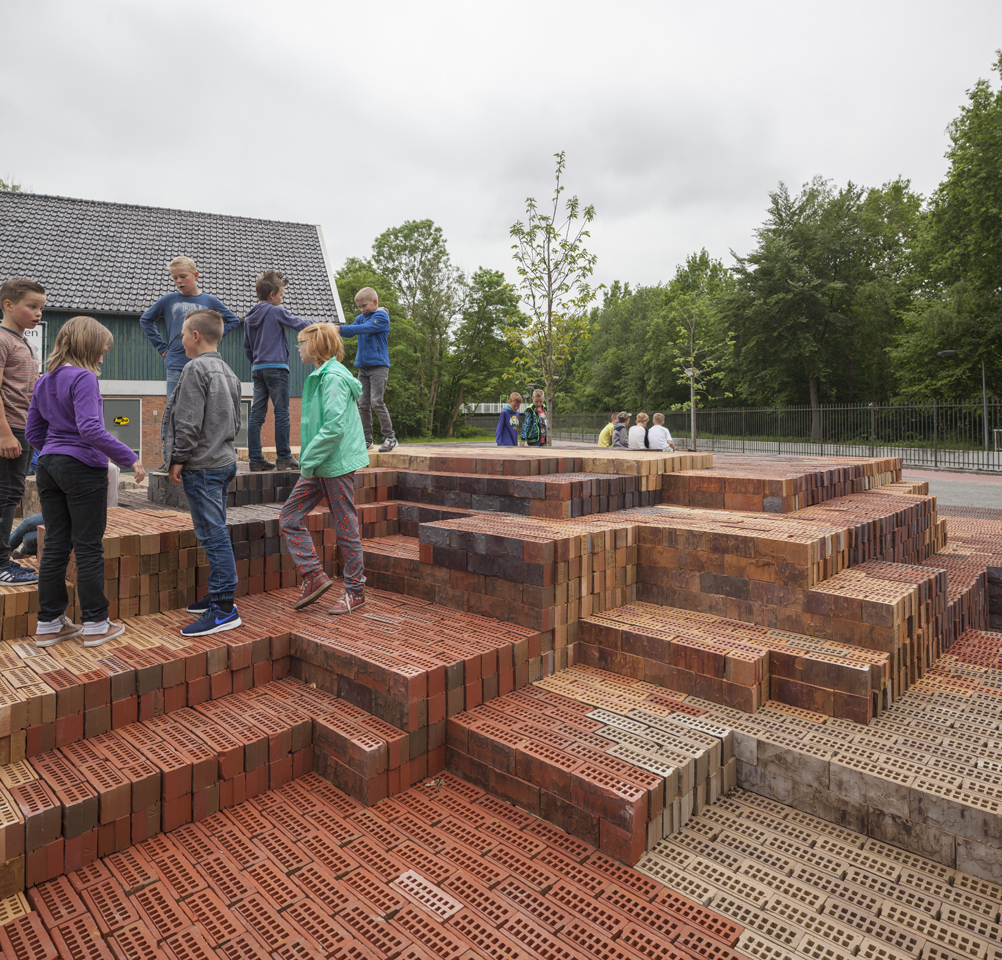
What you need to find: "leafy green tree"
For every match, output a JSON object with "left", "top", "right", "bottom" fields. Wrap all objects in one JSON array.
[
  {"left": 371, "top": 220, "right": 464, "bottom": 436},
  {"left": 440, "top": 268, "right": 521, "bottom": 437},
  {"left": 892, "top": 53, "right": 1002, "bottom": 400},
  {"left": 334, "top": 257, "right": 423, "bottom": 438},
  {"left": 507, "top": 152, "right": 600, "bottom": 429}
]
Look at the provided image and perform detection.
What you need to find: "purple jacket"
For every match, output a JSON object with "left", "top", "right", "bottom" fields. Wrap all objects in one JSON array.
[
  {"left": 242, "top": 302, "right": 313, "bottom": 370},
  {"left": 26, "top": 366, "right": 137, "bottom": 468}
]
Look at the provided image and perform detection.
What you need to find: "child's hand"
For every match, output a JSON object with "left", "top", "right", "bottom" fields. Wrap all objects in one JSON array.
[
  {"left": 0, "top": 433, "right": 22, "bottom": 458},
  {"left": 133, "top": 461, "right": 146, "bottom": 483},
  {"left": 168, "top": 464, "right": 183, "bottom": 483}
]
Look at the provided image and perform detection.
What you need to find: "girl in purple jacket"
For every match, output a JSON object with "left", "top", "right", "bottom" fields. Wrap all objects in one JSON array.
[{"left": 26, "top": 316, "right": 146, "bottom": 648}]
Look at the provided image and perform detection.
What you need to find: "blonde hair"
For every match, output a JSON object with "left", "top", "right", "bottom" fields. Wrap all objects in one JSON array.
[
  {"left": 169, "top": 256, "right": 197, "bottom": 274},
  {"left": 300, "top": 322, "right": 344, "bottom": 363},
  {"left": 355, "top": 287, "right": 378, "bottom": 303},
  {"left": 183, "top": 309, "right": 223, "bottom": 345},
  {"left": 636, "top": 412, "right": 649, "bottom": 424},
  {"left": 531, "top": 389, "right": 544, "bottom": 403},
  {"left": 508, "top": 392, "right": 522, "bottom": 407},
  {"left": 47, "top": 316, "right": 113, "bottom": 373},
  {"left": 653, "top": 412, "right": 665, "bottom": 424}
]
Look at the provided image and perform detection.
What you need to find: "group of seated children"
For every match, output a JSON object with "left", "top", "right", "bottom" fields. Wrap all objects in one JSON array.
[
  {"left": 1, "top": 263, "right": 374, "bottom": 652},
  {"left": 598, "top": 411, "right": 676, "bottom": 451}
]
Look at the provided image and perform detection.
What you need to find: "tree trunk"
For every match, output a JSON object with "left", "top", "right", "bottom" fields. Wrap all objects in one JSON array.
[
  {"left": 444, "top": 384, "right": 464, "bottom": 439},
  {"left": 809, "top": 376, "right": 821, "bottom": 442}
]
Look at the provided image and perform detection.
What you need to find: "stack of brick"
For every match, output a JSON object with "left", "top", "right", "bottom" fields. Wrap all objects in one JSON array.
[
  {"left": 448, "top": 679, "right": 735, "bottom": 864},
  {"left": 356, "top": 500, "right": 399, "bottom": 539},
  {"left": 397, "top": 468, "right": 665, "bottom": 518},
  {"left": 661, "top": 456, "right": 902, "bottom": 513},
  {"left": 0, "top": 769, "right": 747, "bottom": 960},
  {"left": 0, "top": 585, "right": 46, "bottom": 643},
  {"left": 928, "top": 513, "right": 1002, "bottom": 629},
  {"left": 0, "top": 677, "right": 321, "bottom": 897},
  {"left": 576, "top": 602, "right": 889, "bottom": 722},
  {"left": 147, "top": 465, "right": 398, "bottom": 509}
]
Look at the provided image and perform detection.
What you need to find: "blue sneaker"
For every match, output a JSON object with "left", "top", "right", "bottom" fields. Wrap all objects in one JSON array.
[
  {"left": 187, "top": 595, "right": 212, "bottom": 614},
  {"left": 181, "top": 603, "right": 241, "bottom": 637},
  {"left": 0, "top": 561, "right": 38, "bottom": 584}
]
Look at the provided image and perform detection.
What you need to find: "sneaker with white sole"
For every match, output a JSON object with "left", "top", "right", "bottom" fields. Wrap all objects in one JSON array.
[
  {"left": 83, "top": 621, "right": 126, "bottom": 647},
  {"left": 181, "top": 603, "right": 242, "bottom": 637},
  {"left": 35, "top": 615, "right": 84, "bottom": 647},
  {"left": 0, "top": 561, "right": 38, "bottom": 584},
  {"left": 294, "top": 571, "right": 333, "bottom": 610},
  {"left": 378, "top": 437, "right": 398, "bottom": 453}
]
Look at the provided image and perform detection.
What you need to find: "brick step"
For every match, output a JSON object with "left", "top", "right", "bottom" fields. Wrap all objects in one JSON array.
[
  {"left": 636, "top": 786, "right": 1002, "bottom": 960},
  {"left": 146, "top": 463, "right": 399, "bottom": 508},
  {"left": 447, "top": 674, "right": 739, "bottom": 865},
  {"left": 372, "top": 445, "right": 710, "bottom": 476},
  {"left": 396, "top": 467, "right": 665, "bottom": 518},
  {"left": 686, "top": 669, "right": 1002, "bottom": 886},
  {"left": 661, "top": 455, "right": 903, "bottom": 513},
  {"left": 576, "top": 601, "right": 890, "bottom": 722},
  {"left": 0, "top": 769, "right": 749, "bottom": 960}
]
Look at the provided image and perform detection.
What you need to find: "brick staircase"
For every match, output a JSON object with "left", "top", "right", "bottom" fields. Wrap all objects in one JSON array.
[{"left": 1, "top": 445, "right": 1002, "bottom": 960}]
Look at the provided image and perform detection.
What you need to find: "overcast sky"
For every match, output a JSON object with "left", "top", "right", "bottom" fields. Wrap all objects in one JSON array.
[{"left": 3, "top": 0, "right": 1001, "bottom": 295}]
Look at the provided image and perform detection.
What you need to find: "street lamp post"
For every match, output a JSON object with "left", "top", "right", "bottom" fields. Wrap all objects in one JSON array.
[{"left": 937, "top": 350, "right": 989, "bottom": 453}]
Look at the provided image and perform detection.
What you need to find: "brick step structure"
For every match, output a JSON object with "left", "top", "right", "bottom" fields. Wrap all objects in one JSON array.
[
  {"left": 146, "top": 464, "right": 399, "bottom": 509},
  {"left": 0, "top": 769, "right": 751, "bottom": 960},
  {"left": 447, "top": 677, "right": 739, "bottom": 864},
  {"left": 638, "top": 786, "right": 1002, "bottom": 960},
  {"left": 576, "top": 601, "right": 890, "bottom": 721},
  {"left": 528, "top": 663, "right": 1002, "bottom": 884},
  {"left": 661, "top": 455, "right": 904, "bottom": 513}
]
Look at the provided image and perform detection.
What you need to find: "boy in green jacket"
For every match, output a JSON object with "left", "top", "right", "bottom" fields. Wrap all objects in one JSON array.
[{"left": 279, "top": 323, "right": 370, "bottom": 613}]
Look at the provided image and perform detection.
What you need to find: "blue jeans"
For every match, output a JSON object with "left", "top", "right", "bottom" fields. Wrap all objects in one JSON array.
[
  {"left": 181, "top": 463, "right": 238, "bottom": 603},
  {"left": 166, "top": 369, "right": 182, "bottom": 398},
  {"left": 248, "top": 368, "right": 291, "bottom": 461},
  {"left": 10, "top": 512, "right": 43, "bottom": 555}
]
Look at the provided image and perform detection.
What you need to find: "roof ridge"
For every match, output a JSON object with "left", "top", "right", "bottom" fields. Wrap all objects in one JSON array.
[{"left": 0, "top": 190, "right": 319, "bottom": 230}]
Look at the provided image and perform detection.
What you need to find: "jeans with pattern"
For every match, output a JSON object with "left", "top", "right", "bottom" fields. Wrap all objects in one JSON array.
[{"left": 279, "top": 473, "right": 365, "bottom": 594}]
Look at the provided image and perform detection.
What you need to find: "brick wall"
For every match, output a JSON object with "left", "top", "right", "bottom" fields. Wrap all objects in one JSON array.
[{"left": 121, "top": 395, "right": 305, "bottom": 466}]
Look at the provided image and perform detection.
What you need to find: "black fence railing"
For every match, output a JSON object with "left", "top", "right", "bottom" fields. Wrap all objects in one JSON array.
[{"left": 463, "top": 402, "right": 1002, "bottom": 471}]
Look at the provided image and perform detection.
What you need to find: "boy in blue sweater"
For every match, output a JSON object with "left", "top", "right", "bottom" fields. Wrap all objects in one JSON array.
[
  {"left": 243, "top": 270, "right": 316, "bottom": 471},
  {"left": 338, "top": 287, "right": 397, "bottom": 453},
  {"left": 140, "top": 257, "right": 241, "bottom": 398}
]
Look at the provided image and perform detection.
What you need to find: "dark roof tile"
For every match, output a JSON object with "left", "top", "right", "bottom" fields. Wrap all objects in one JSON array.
[{"left": 0, "top": 192, "right": 339, "bottom": 320}]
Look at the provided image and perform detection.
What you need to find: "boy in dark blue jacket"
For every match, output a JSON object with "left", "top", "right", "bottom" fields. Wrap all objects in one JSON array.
[
  {"left": 339, "top": 287, "right": 397, "bottom": 452},
  {"left": 140, "top": 256, "right": 241, "bottom": 398},
  {"left": 243, "top": 270, "right": 315, "bottom": 471}
]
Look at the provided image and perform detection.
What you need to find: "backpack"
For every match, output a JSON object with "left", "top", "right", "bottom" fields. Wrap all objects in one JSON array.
[{"left": 521, "top": 407, "right": 540, "bottom": 444}]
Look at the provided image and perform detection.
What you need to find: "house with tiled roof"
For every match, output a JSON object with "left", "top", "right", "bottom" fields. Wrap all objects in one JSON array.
[{"left": 0, "top": 191, "right": 345, "bottom": 461}]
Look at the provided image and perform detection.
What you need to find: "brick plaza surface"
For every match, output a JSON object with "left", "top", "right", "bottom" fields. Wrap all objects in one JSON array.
[{"left": 2, "top": 446, "right": 1002, "bottom": 947}]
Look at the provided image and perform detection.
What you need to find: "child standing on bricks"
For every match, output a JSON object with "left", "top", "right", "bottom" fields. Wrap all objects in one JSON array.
[{"left": 279, "top": 323, "right": 369, "bottom": 614}]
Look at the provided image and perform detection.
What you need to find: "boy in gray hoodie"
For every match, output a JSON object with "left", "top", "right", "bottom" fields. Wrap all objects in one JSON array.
[
  {"left": 242, "top": 270, "right": 315, "bottom": 472},
  {"left": 161, "top": 310, "right": 243, "bottom": 638}
]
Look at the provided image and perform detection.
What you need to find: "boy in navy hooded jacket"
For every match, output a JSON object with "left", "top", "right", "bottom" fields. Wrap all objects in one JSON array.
[
  {"left": 243, "top": 270, "right": 315, "bottom": 471},
  {"left": 339, "top": 287, "right": 397, "bottom": 453}
]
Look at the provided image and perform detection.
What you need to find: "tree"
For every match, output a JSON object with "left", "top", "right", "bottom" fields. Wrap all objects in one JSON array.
[
  {"left": 0, "top": 177, "right": 20, "bottom": 192},
  {"left": 507, "top": 152, "right": 600, "bottom": 430},
  {"left": 648, "top": 251, "right": 733, "bottom": 446},
  {"left": 372, "top": 220, "right": 464, "bottom": 436},
  {"left": 441, "top": 268, "right": 521, "bottom": 437},
  {"left": 891, "top": 53, "right": 1002, "bottom": 401}
]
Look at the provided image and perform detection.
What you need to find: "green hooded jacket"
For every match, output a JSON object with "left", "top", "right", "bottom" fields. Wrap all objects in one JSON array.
[{"left": 299, "top": 357, "right": 370, "bottom": 479}]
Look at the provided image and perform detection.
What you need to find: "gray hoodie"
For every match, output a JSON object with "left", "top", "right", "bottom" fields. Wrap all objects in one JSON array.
[{"left": 161, "top": 351, "right": 241, "bottom": 470}]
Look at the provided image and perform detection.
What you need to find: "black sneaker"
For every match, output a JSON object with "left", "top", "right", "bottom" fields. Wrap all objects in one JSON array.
[
  {"left": 181, "top": 603, "right": 242, "bottom": 637},
  {"left": 249, "top": 460, "right": 276, "bottom": 472},
  {"left": 187, "top": 595, "right": 212, "bottom": 614},
  {"left": 378, "top": 437, "right": 398, "bottom": 453}
]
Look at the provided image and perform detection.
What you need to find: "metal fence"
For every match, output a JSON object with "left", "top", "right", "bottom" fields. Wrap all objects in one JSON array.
[{"left": 464, "top": 402, "right": 1002, "bottom": 471}]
